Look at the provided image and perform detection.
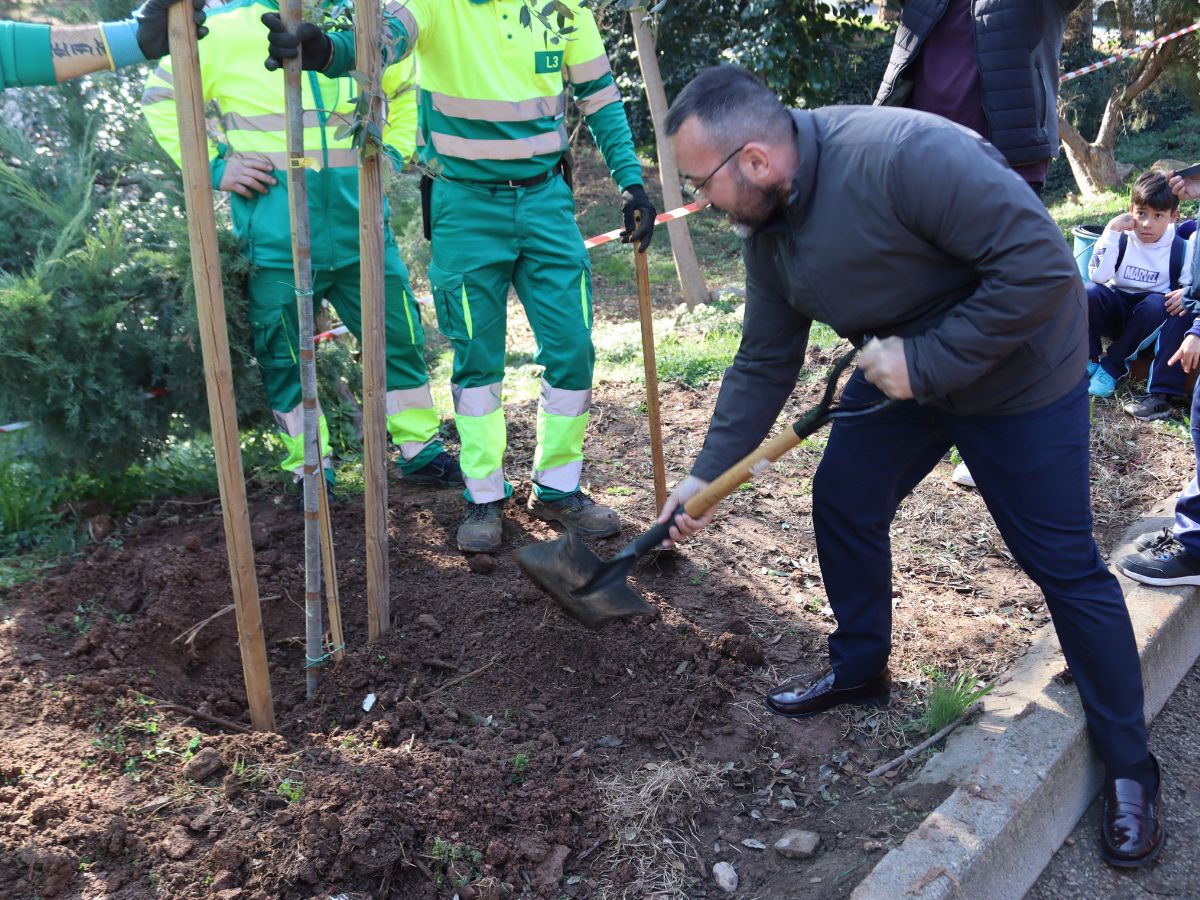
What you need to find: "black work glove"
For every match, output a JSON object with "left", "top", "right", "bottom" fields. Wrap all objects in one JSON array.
[
  {"left": 262, "top": 12, "right": 333, "bottom": 72},
  {"left": 133, "top": 0, "right": 207, "bottom": 60},
  {"left": 620, "top": 184, "right": 656, "bottom": 253}
]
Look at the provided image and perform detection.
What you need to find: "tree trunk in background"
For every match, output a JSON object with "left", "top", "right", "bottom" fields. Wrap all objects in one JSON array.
[
  {"left": 1116, "top": 0, "right": 1136, "bottom": 46},
  {"left": 630, "top": 9, "right": 710, "bottom": 308},
  {"left": 875, "top": 0, "right": 901, "bottom": 24},
  {"left": 1058, "top": 39, "right": 1183, "bottom": 196},
  {"left": 1063, "top": 0, "right": 1092, "bottom": 54}
]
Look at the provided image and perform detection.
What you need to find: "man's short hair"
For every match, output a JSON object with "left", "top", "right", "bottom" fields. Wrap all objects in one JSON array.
[
  {"left": 1131, "top": 170, "right": 1179, "bottom": 212},
  {"left": 665, "top": 65, "right": 794, "bottom": 151}
]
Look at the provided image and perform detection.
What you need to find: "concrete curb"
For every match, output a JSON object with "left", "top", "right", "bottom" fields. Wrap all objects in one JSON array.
[{"left": 852, "top": 504, "right": 1200, "bottom": 900}]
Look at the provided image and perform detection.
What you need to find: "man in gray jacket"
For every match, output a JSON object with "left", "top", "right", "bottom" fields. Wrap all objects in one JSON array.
[{"left": 660, "top": 65, "right": 1162, "bottom": 868}]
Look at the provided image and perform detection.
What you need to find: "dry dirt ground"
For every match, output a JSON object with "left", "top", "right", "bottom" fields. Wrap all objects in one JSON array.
[{"left": 2, "top": 300, "right": 1193, "bottom": 900}]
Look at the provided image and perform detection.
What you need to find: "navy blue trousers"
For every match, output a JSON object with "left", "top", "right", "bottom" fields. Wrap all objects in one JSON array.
[
  {"left": 1088, "top": 283, "right": 1194, "bottom": 396},
  {"left": 812, "top": 372, "right": 1148, "bottom": 769},
  {"left": 1171, "top": 372, "right": 1200, "bottom": 557}
]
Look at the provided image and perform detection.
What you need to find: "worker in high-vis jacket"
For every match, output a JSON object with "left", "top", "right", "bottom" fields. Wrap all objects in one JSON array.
[
  {"left": 264, "top": 0, "right": 657, "bottom": 553},
  {"left": 0, "top": 0, "right": 205, "bottom": 88},
  {"left": 143, "top": 0, "right": 462, "bottom": 500}
]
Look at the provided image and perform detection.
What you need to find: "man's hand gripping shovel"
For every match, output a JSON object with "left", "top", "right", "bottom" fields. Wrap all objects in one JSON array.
[{"left": 515, "top": 347, "right": 894, "bottom": 628}]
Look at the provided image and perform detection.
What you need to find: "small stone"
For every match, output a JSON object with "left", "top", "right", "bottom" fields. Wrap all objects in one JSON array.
[
  {"left": 210, "top": 870, "right": 239, "bottom": 891},
  {"left": 741, "top": 838, "right": 767, "bottom": 850},
  {"left": 712, "top": 861, "right": 738, "bottom": 893},
  {"left": 467, "top": 553, "right": 497, "bottom": 574},
  {"left": 416, "top": 614, "right": 443, "bottom": 633},
  {"left": 182, "top": 748, "right": 224, "bottom": 782},
  {"left": 777, "top": 798, "right": 797, "bottom": 810},
  {"left": 163, "top": 825, "right": 195, "bottom": 860},
  {"left": 596, "top": 735, "right": 624, "bottom": 749},
  {"left": 533, "top": 844, "right": 570, "bottom": 891},
  {"left": 775, "top": 829, "right": 820, "bottom": 859}
]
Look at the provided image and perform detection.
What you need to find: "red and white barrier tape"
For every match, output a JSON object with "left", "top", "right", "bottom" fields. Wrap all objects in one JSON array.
[
  {"left": 1060, "top": 21, "right": 1200, "bottom": 83},
  {"left": 583, "top": 200, "right": 709, "bottom": 249},
  {"left": 1, "top": 199, "right": 710, "bottom": 436}
]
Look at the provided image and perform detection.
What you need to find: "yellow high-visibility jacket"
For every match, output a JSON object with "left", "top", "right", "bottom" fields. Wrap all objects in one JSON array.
[{"left": 143, "top": 0, "right": 418, "bottom": 270}]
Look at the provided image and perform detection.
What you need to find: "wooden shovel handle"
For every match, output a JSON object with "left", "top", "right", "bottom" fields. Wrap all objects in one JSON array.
[{"left": 681, "top": 426, "right": 803, "bottom": 517}]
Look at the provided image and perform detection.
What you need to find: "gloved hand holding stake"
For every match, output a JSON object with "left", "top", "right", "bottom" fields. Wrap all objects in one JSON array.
[
  {"left": 262, "top": 12, "right": 333, "bottom": 72},
  {"left": 133, "top": 0, "right": 208, "bottom": 60},
  {"left": 621, "top": 185, "right": 657, "bottom": 252}
]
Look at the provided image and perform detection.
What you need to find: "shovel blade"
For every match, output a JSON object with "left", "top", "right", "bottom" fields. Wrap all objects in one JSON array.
[{"left": 515, "top": 531, "right": 655, "bottom": 629}]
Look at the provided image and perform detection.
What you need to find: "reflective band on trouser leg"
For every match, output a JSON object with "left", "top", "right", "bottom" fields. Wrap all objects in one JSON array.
[
  {"left": 533, "top": 381, "right": 591, "bottom": 495},
  {"left": 274, "top": 405, "right": 332, "bottom": 476},
  {"left": 386, "top": 385, "right": 442, "bottom": 473},
  {"left": 453, "top": 382, "right": 508, "bottom": 503}
]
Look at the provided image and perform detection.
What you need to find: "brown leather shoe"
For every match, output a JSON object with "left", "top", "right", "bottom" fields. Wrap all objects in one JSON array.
[
  {"left": 765, "top": 668, "right": 890, "bottom": 718},
  {"left": 1101, "top": 755, "right": 1165, "bottom": 868}
]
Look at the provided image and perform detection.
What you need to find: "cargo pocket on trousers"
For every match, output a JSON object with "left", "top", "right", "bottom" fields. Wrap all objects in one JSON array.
[{"left": 427, "top": 261, "right": 472, "bottom": 342}]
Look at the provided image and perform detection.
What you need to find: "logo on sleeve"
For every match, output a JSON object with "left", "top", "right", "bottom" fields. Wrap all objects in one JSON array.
[{"left": 534, "top": 51, "right": 563, "bottom": 73}]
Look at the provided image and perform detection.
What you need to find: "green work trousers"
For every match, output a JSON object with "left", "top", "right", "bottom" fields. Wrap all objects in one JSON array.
[
  {"left": 427, "top": 174, "right": 594, "bottom": 505},
  {"left": 247, "top": 253, "right": 442, "bottom": 475}
]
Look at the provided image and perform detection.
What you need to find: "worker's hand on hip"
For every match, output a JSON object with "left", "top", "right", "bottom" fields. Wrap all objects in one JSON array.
[
  {"left": 262, "top": 12, "right": 333, "bottom": 72},
  {"left": 133, "top": 0, "right": 207, "bottom": 59},
  {"left": 1170, "top": 171, "right": 1200, "bottom": 202},
  {"left": 620, "top": 184, "right": 656, "bottom": 253},
  {"left": 859, "top": 336, "right": 914, "bottom": 400},
  {"left": 219, "top": 157, "right": 278, "bottom": 198},
  {"left": 656, "top": 475, "right": 717, "bottom": 548}
]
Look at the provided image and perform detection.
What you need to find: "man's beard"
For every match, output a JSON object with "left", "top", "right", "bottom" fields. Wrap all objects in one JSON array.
[{"left": 723, "top": 168, "right": 790, "bottom": 237}]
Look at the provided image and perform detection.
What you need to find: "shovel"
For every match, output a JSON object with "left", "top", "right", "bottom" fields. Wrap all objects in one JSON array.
[{"left": 516, "top": 348, "right": 894, "bottom": 628}]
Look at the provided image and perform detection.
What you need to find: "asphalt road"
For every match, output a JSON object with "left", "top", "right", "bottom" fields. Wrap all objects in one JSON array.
[{"left": 1027, "top": 655, "right": 1200, "bottom": 899}]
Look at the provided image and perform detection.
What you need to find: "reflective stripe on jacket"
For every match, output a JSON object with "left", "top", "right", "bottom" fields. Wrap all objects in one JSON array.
[{"left": 141, "top": 0, "right": 418, "bottom": 270}]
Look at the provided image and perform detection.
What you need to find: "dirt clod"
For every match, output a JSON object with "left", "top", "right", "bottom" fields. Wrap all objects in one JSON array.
[{"left": 182, "top": 746, "right": 224, "bottom": 781}]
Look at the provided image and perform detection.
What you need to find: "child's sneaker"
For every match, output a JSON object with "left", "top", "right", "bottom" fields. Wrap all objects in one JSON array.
[
  {"left": 1118, "top": 545, "right": 1200, "bottom": 586},
  {"left": 1122, "top": 394, "right": 1176, "bottom": 422},
  {"left": 1133, "top": 527, "right": 1180, "bottom": 554},
  {"left": 1088, "top": 368, "right": 1117, "bottom": 398}
]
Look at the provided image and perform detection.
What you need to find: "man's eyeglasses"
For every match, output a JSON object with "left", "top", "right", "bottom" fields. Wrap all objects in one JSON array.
[{"left": 682, "top": 144, "right": 745, "bottom": 199}]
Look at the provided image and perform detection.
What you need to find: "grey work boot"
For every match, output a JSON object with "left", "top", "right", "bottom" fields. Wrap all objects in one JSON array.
[
  {"left": 526, "top": 490, "right": 620, "bottom": 538},
  {"left": 456, "top": 500, "right": 505, "bottom": 553}
]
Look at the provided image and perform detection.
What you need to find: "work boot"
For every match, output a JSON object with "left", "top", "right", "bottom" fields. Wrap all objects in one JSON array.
[
  {"left": 456, "top": 499, "right": 505, "bottom": 553},
  {"left": 402, "top": 450, "right": 464, "bottom": 488},
  {"left": 526, "top": 490, "right": 620, "bottom": 538}
]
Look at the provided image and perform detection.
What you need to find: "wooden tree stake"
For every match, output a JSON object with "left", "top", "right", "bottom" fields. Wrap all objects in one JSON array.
[
  {"left": 167, "top": 3, "right": 274, "bottom": 731},
  {"left": 356, "top": 0, "right": 390, "bottom": 640}
]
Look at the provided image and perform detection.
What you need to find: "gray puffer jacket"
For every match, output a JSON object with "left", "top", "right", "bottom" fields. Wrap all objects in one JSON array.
[{"left": 875, "top": 0, "right": 1082, "bottom": 169}]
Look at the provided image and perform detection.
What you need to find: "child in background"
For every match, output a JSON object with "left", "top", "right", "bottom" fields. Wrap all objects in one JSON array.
[
  {"left": 1087, "top": 170, "right": 1193, "bottom": 417},
  {"left": 1118, "top": 231, "right": 1200, "bottom": 584}
]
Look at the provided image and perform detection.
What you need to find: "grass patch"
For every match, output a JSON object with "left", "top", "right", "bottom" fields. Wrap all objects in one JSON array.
[{"left": 922, "top": 672, "right": 994, "bottom": 735}]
